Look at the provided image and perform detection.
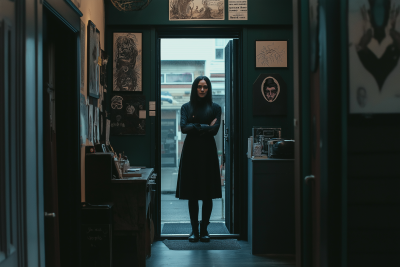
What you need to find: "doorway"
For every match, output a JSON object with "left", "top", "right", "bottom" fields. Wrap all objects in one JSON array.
[{"left": 158, "top": 38, "right": 236, "bottom": 237}]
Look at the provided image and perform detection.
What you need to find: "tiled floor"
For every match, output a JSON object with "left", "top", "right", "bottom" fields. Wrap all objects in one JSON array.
[{"left": 146, "top": 240, "right": 296, "bottom": 267}]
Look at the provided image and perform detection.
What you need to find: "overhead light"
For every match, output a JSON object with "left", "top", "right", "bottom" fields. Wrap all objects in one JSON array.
[{"left": 110, "top": 0, "right": 152, "bottom": 11}]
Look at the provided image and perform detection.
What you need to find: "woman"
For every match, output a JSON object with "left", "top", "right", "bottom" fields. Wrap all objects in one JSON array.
[{"left": 176, "top": 76, "right": 222, "bottom": 242}]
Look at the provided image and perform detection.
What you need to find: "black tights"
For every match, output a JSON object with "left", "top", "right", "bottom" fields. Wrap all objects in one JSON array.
[{"left": 188, "top": 199, "right": 213, "bottom": 224}]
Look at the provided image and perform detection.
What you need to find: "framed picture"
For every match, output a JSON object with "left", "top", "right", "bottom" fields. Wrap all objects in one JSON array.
[
  {"left": 110, "top": 94, "right": 146, "bottom": 135},
  {"left": 169, "top": 0, "right": 224, "bottom": 21},
  {"left": 80, "top": 20, "right": 85, "bottom": 93},
  {"left": 113, "top": 32, "right": 142, "bottom": 92},
  {"left": 255, "top": 40, "right": 288, "bottom": 68},
  {"left": 253, "top": 73, "right": 287, "bottom": 116},
  {"left": 348, "top": 0, "right": 400, "bottom": 114},
  {"left": 87, "top": 20, "right": 100, "bottom": 98}
]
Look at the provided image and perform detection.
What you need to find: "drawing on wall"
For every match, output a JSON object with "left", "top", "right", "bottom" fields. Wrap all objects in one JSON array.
[
  {"left": 252, "top": 73, "right": 287, "bottom": 116},
  {"left": 255, "top": 40, "right": 288, "bottom": 68},
  {"left": 169, "top": 0, "right": 224, "bottom": 20},
  {"left": 261, "top": 76, "right": 280, "bottom": 103},
  {"left": 94, "top": 107, "right": 100, "bottom": 144},
  {"left": 348, "top": 0, "right": 400, "bottom": 113},
  {"left": 88, "top": 20, "right": 100, "bottom": 98},
  {"left": 88, "top": 104, "right": 94, "bottom": 144},
  {"left": 80, "top": 20, "right": 85, "bottom": 93},
  {"left": 80, "top": 93, "right": 88, "bottom": 146},
  {"left": 110, "top": 95, "right": 146, "bottom": 135},
  {"left": 113, "top": 33, "right": 142, "bottom": 92}
]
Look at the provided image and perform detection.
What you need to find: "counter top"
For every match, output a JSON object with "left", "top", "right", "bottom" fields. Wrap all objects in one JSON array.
[
  {"left": 111, "top": 168, "right": 154, "bottom": 183},
  {"left": 250, "top": 157, "right": 294, "bottom": 161}
]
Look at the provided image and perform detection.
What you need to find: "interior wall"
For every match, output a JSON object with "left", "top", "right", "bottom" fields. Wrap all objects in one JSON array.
[
  {"left": 105, "top": 1, "right": 294, "bottom": 238},
  {"left": 79, "top": 0, "right": 105, "bottom": 201},
  {"left": 105, "top": 0, "right": 294, "bottom": 168}
]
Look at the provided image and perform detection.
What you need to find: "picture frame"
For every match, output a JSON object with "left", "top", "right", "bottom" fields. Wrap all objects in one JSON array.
[
  {"left": 113, "top": 32, "right": 142, "bottom": 92},
  {"left": 110, "top": 94, "right": 146, "bottom": 135},
  {"left": 87, "top": 20, "right": 100, "bottom": 98},
  {"left": 348, "top": 0, "right": 400, "bottom": 114},
  {"left": 255, "top": 40, "right": 288, "bottom": 68},
  {"left": 169, "top": 0, "right": 224, "bottom": 21}
]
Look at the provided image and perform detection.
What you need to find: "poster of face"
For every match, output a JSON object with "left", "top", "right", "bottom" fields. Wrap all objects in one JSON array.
[
  {"left": 88, "top": 104, "right": 94, "bottom": 144},
  {"left": 88, "top": 21, "right": 100, "bottom": 98},
  {"left": 169, "top": 0, "right": 224, "bottom": 20},
  {"left": 110, "top": 95, "right": 146, "bottom": 135},
  {"left": 79, "top": 93, "right": 88, "bottom": 146},
  {"left": 252, "top": 73, "right": 287, "bottom": 116},
  {"left": 348, "top": 0, "right": 400, "bottom": 113},
  {"left": 113, "top": 33, "right": 142, "bottom": 92}
]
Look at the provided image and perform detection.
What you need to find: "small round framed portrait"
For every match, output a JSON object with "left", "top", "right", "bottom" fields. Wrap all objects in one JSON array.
[{"left": 261, "top": 76, "right": 280, "bottom": 103}]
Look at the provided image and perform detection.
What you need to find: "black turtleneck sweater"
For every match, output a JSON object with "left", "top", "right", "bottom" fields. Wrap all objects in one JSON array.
[{"left": 175, "top": 101, "right": 222, "bottom": 200}]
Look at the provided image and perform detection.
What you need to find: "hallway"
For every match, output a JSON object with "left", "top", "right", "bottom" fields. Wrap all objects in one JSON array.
[{"left": 145, "top": 240, "right": 295, "bottom": 267}]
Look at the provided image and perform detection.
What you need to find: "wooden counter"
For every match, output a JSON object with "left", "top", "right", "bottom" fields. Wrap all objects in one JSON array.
[
  {"left": 111, "top": 168, "right": 155, "bottom": 267},
  {"left": 85, "top": 154, "right": 155, "bottom": 267}
]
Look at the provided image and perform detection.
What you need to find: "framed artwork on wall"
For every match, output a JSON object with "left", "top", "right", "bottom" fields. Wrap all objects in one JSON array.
[
  {"left": 113, "top": 32, "right": 142, "bottom": 92},
  {"left": 253, "top": 73, "right": 287, "bottom": 116},
  {"left": 255, "top": 40, "right": 288, "bottom": 68},
  {"left": 87, "top": 20, "right": 100, "bottom": 98},
  {"left": 110, "top": 94, "right": 146, "bottom": 135},
  {"left": 169, "top": 0, "right": 224, "bottom": 21},
  {"left": 80, "top": 19, "right": 85, "bottom": 94},
  {"left": 348, "top": 0, "right": 400, "bottom": 114}
]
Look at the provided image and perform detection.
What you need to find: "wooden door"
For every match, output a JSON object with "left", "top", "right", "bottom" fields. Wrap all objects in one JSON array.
[{"left": 43, "top": 39, "right": 61, "bottom": 267}]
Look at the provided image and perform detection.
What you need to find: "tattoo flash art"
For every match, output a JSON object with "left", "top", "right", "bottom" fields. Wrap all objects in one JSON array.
[
  {"left": 110, "top": 95, "right": 146, "bottom": 135},
  {"left": 113, "top": 33, "right": 142, "bottom": 92},
  {"left": 261, "top": 77, "right": 280, "bottom": 103},
  {"left": 88, "top": 21, "right": 100, "bottom": 98},
  {"left": 256, "top": 41, "right": 288, "bottom": 68},
  {"left": 349, "top": 0, "right": 400, "bottom": 113},
  {"left": 169, "top": 0, "right": 224, "bottom": 20}
]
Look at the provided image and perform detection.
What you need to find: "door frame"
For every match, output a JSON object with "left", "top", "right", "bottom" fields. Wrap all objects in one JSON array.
[{"left": 154, "top": 27, "right": 244, "bottom": 239}]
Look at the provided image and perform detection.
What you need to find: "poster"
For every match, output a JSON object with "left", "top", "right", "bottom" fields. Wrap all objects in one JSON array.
[
  {"left": 348, "top": 0, "right": 400, "bottom": 113},
  {"left": 80, "top": 93, "right": 87, "bottom": 146},
  {"left": 110, "top": 95, "right": 146, "bottom": 135},
  {"left": 169, "top": 0, "right": 224, "bottom": 20},
  {"left": 113, "top": 33, "right": 142, "bottom": 92},
  {"left": 228, "top": 0, "right": 248, "bottom": 20}
]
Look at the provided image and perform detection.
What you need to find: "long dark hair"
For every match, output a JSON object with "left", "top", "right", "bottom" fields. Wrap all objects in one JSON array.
[
  {"left": 188, "top": 76, "right": 213, "bottom": 119},
  {"left": 190, "top": 76, "right": 213, "bottom": 105}
]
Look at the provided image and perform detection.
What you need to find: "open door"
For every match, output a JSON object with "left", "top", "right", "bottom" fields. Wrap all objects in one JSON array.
[{"left": 224, "top": 39, "right": 238, "bottom": 233}]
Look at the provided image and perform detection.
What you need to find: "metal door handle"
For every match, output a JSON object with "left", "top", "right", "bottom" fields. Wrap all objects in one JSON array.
[
  {"left": 305, "top": 175, "right": 315, "bottom": 185},
  {"left": 45, "top": 212, "right": 56, "bottom": 218}
]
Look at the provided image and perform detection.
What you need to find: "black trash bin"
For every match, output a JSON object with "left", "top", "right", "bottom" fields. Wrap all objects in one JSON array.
[{"left": 81, "top": 203, "right": 113, "bottom": 267}]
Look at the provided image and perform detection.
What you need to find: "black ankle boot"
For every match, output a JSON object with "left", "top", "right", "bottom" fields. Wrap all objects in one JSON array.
[
  {"left": 200, "top": 220, "right": 210, "bottom": 242},
  {"left": 188, "top": 221, "right": 199, "bottom": 242}
]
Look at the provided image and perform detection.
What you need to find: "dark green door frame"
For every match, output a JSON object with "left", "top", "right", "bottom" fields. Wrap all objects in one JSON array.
[{"left": 154, "top": 27, "right": 244, "bottom": 239}]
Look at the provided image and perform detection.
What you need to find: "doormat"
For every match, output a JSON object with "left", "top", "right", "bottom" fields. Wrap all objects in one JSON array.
[
  {"left": 163, "top": 239, "right": 241, "bottom": 250},
  {"left": 162, "top": 223, "right": 229, "bottom": 235}
]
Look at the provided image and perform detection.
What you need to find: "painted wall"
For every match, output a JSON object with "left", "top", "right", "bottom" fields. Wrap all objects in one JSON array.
[
  {"left": 104, "top": 1, "right": 294, "bottom": 238},
  {"left": 79, "top": 0, "right": 105, "bottom": 201},
  {"left": 105, "top": 0, "right": 294, "bottom": 172}
]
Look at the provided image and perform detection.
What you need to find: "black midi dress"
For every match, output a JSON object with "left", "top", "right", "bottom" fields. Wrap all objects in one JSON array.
[{"left": 175, "top": 101, "right": 222, "bottom": 200}]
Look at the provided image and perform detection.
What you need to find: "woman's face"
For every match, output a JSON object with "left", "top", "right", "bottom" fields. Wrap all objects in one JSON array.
[{"left": 197, "top": 79, "right": 208, "bottom": 98}]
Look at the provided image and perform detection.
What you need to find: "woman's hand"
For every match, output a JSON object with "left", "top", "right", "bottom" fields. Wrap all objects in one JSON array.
[{"left": 210, "top": 118, "right": 217, "bottom": 126}]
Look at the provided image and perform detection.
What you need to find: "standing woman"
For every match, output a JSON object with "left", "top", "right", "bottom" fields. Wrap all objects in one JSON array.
[{"left": 176, "top": 76, "right": 222, "bottom": 242}]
